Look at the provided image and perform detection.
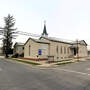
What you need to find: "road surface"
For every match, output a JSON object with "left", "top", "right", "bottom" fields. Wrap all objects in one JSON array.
[{"left": 0, "top": 58, "right": 90, "bottom": 90}]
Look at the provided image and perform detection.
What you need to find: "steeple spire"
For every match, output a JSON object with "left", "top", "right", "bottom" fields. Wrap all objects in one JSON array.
[{"left": 42, "top": 20, "right": 48, "bottom": 37}]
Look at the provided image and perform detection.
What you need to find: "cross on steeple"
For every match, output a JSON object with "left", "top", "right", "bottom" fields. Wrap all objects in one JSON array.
[{"left": 41, "top": 20, "right": 48, "bottom": 37}]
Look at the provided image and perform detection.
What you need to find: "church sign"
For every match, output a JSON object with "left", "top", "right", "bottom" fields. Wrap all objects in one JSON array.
[{"left": 38, "top": 49, "right": 42, "bottom": 55}]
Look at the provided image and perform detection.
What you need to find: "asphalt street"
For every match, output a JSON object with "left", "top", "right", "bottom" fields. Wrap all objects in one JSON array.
[{"left": 0, "top": 58, "right": 90, "bottom": 90}]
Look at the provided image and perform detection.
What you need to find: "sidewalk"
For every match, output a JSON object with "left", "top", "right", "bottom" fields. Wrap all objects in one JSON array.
[
  {"left": 0, "top": 56, "right": 89, "bottom": 68},
  {"left": 18, "top": 58, "right": 55, "bottom": 67},
  {"left": 9, "top": 58, "right": 57, "bottom": 67},
  {"left": 38, "top": 57, "right": 89, "bottom": 67},
  {"left": 15, "top": 57, "right": 88, "bottom": 67}
]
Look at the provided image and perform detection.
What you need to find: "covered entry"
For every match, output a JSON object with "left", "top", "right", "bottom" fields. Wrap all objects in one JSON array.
[
  {"left": 73, "top": 47, "right": 77, "bottom": 56},
  {"left": 69, "top": 45, "right": 78, "bottom": 57}
]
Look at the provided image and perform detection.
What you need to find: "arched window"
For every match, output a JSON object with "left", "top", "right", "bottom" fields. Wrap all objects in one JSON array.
[
  {"left": 67, "top": 47, "right": 69, "bottom": 54},
  {"left": 61, "top": 46, "right": 62, "bottom": 54},
  {"left": 64, "top": 47, "right": 66, "bottom": 54},
  {"left": 29, "top": 45, "right": 31, "bottom": 56},
  {"left": 56, "top": 45, "right": 59, "bottom": 54}
]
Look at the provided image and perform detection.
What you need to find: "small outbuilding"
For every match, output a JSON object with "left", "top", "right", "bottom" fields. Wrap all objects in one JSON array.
[{"left": 13, "top": 42, "right": 24, "bottom": 56}]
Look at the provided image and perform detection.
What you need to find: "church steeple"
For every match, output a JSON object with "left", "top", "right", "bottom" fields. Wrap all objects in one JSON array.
[{"left": 42, "top": 21, "right": 48, "bottom": 37}]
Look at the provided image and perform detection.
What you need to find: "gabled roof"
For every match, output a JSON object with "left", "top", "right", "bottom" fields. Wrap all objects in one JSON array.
[
  {"left": 14, "top": 42, "right": 24, "bottom": 47},
  {"left": 24, "top": 37, "right": 50, "bottom": 46},
  {"left": 40, "top": 36, "right": 87, "bottom": 46},
  {"left": 72, "top": 40, "right": 87, "bottom": 46},
  {"left": 40, "top": 36, "right": 73, "bottom": 45}
]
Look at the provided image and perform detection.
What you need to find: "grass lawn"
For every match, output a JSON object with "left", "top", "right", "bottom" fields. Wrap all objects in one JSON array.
[{"left": 8, "top": 58, "right": 41, "bottom": 65}]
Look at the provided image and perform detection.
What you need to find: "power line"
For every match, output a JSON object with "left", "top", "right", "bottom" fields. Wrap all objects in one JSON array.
[
  {"left": 0, "top": 30, "right": 41, "bottom": 40},
  {"left": 17, "top": 31, "right": 41, "bottom": 37},
  {"left": 0, "top": 29, "right": 90, "bottom": 46}
]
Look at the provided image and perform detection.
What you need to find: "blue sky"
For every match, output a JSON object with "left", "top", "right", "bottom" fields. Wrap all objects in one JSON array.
[{"left": 0, "top": 0, "right": 90, "bottom": 46}]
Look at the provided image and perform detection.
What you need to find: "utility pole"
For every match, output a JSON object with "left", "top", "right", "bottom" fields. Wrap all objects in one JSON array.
[{"left": 76, "top": 39, "right": 79, "bottom": 60}]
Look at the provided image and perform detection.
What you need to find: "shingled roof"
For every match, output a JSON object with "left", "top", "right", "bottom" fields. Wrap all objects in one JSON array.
[
  {"left": 40, "top": 36, "right": 87, "bottom": 46},
  {"left": 24, "top": 37, "right": 50, "bottom": 46},
  {"left": 14, "top": 42, "right": 24, "bottom": 47},
  {"left": 40, "top": 36, "right": 73, "bottom": 45}
]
